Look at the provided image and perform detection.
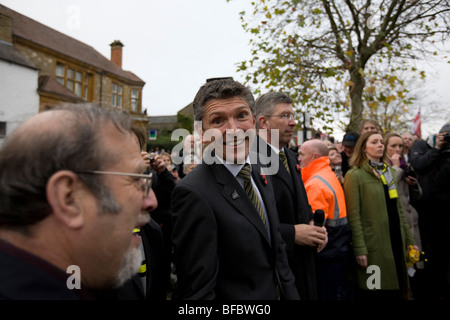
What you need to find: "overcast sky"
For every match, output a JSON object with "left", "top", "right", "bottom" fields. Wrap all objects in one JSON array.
[
  {"left": 0, "top": 0, "right": 253, "bottom": 113},
  {"left": 1, "top": 0, "right": 449, "bottom": 138}
]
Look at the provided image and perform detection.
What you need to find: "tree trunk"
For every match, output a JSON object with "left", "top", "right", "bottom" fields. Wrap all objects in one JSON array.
[{"left": 347, "top": 68, "right": 365, "bottom": 133}]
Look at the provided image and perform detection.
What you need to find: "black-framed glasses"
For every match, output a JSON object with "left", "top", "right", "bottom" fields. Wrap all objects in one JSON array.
[
  {"left": 78, "top": 171, "right": 153, "bottom": 197},
  {"left": 266, "top": 113, "right": 296, "bottom": 121}
]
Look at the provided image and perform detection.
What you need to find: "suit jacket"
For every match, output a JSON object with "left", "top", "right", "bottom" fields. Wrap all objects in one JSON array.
[
  {"left": 171, "top": 158, "right": 299, "bottom": 300},
  {"left": 258, "top": 139, "right": 318, "bottom": 300}
]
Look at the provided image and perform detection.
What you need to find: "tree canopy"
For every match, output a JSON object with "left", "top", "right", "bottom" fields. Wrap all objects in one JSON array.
[{"left": 233, "top": 0, "right": 450, "bottom": 133}]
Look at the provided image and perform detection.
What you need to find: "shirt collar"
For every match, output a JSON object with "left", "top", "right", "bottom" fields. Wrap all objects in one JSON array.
[
  {"left": 268, "top": 143, "right": 284, "bottom": 155},
  {"left": 216, "top": 155, "right": 252, "bottom": 178}
]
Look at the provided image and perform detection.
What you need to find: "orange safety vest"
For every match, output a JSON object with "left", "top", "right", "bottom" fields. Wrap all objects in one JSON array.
[{"left": 301, "top": 157, "right": 347, "bottom": 227}]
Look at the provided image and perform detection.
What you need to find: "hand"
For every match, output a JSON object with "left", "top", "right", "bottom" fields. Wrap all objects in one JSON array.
[
  {"left": 294, "top": 223, "right": 327, "bottom": 249},
  {"left": 389, "top": 153, "right": 401, "bottom": 167},
  {"left": 356, "top": 255, "right": 368, "bottom": 269},
  {"left": 317, "top": 226, "right": 328, "bottom": 253},
  {"left": 435, "top": 132, "right": 448, "bottom": 150},
  {"left": 405, "top": 176, "right": 418, "bottom": 186},
  {"left": 149, "top": 153, "right": 166, "bottom": 174}
]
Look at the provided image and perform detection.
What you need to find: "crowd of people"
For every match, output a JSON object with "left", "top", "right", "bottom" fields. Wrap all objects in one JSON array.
[{"left": 0, "top": 78, "right": 449, "bottom": 301}]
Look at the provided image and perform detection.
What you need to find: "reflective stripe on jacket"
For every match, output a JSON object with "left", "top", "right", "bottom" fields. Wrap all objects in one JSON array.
[{"left": 301, "top": 157, "right": 351, "bottom": 260}]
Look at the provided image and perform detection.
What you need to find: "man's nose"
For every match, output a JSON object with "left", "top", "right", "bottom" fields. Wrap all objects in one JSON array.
[
  {"left": 224, "top": 118, "right": 239, "bottom": 131},
  {"left": 288, "top": 116, "right": 297, "bottom": 125},
  {"left": 142, "top": 188, "right": 158, "bottom": 212}
]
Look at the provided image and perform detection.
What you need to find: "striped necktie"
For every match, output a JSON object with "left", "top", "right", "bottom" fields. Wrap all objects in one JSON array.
[
  {"left": 237, "top": 164, "right": 267, "bottom": 230},
  {"left": 279, "top": 150, "right": 291, "bottom": 175},
  {"left": 238, "top": 164, "right": 281, "bottom": 299}
]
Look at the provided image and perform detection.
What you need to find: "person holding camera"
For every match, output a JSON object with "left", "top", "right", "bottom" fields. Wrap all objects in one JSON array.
[{"left": 410, "top": 122, "right": 450, "bottom": 300}]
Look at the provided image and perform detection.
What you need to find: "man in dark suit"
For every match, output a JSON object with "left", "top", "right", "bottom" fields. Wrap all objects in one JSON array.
[
  {"left": 255, "top": 92, "right": 327, "bottom": 300},
  {"left": 171, "top": 79, "right": 299, "bottom": 300}
]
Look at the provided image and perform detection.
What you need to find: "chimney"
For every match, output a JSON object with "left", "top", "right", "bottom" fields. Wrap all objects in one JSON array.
[
  {"left": 0, "top": 13, "right": 13, "bottom": 43},
  {"left": 110, "top": 40, "right": 124, "bottom": 68}
]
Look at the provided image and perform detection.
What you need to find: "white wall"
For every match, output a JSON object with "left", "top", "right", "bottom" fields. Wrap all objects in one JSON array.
[{"left": 0, "top": 59, "right": 39, "bottom": 147}]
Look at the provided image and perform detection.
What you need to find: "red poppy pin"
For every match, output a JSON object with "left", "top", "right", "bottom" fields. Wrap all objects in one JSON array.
[
  {"left": 296, "top": 164, "right": 301, "bottom": 172},
  {"left": 261, "top": 169, "right": 267, "bottom": 185}
]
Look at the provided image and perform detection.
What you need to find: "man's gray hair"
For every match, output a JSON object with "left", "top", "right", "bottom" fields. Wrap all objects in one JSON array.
[
  {"left": 193, "top": 78, "right": 255, "bottom": 122},
  {"left": 255, "top": 92, "right": 293, "bottom": 118},
  {"left": 0, "top": 103, "right": 133, "bottom": 228}
]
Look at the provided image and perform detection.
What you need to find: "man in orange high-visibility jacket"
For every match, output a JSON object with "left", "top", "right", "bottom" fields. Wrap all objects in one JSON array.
[{"left": 299, "top": 139, "right": 352, "bottom": 300}]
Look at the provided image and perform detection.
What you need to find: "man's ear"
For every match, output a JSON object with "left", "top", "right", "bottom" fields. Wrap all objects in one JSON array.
[
  {"left": 257, "top": 115, "right": 268, "bottom": 130},
  {"left": 46, "top": 171, "right": 84, "bottom": 229}
]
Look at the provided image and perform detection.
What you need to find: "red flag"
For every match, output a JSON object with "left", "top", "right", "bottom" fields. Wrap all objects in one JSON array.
[{"left": 411, "top": 107, "right": 421, "bottom": 138}]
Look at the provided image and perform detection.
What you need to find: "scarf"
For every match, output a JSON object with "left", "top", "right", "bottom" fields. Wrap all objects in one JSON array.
[{"left": 369, "top": 160, "right": 398, "bottom": 199}]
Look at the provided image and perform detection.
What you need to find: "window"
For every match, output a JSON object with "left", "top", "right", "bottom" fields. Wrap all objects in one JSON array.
[
  {"left": 55, "top": 63, "right": 91, "bottom": 100},
  {"left": 131, "top": 89, "right": 140, "bottom": 112},
  {"left": 75, "top": 71, "right": 82, "bottom": 96},
  {"left": 67, "top": 68, "right": 74, "bottom": 91},
  {"left": 112, "top": 83, "right": 123, "bottom": 108},
  {"left": 55, "top": 64, "right": 65, "bottom": 85}
]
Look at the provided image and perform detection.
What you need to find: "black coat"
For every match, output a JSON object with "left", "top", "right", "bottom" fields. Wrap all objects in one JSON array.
[{"left": 258, "top": 140, "right": 318, "bottom": 300}]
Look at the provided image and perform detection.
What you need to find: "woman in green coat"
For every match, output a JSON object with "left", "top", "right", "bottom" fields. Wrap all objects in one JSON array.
[{"left": 343, "top": 131, "right": 418, "bottom": 300}]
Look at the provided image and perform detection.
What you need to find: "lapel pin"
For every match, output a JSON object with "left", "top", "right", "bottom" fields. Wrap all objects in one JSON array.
[
  {"left": 231, "top": 190, "right": 239, "bottom": 200},
  {"left": 260, "top": 168, "right": 267, "bottom": 185}
]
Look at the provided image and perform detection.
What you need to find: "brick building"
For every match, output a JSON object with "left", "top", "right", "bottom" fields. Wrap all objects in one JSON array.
[{"left": 0, "top": 4, "right": 148, "bottom": 130}]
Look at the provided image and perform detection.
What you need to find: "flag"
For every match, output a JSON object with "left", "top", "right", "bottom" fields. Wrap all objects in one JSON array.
[
  {"left": 411, "top": 107, "right": 421, "bottom": 138},
  {"left": 148, "top": 129, "right": 157, "bottom": 140}
]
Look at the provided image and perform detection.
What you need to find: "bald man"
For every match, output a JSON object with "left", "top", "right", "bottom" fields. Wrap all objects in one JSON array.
[
  {"left": 299, "top": 139, "right": 351, "bottom": 300},
  {"left": 0, "top": 104, "right": 156, "bottom": 299}
]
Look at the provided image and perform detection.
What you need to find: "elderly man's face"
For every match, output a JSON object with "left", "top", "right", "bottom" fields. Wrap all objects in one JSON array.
[
  {"left": 402, "top": 133, "right": 414, "bottom": 149},
  {"left": 202, "top": 97, "right": 256, "bottom": 163},
  {"left": 298, "top": 142, "right": 317, "bottom": 169},
  {"left": 79, "top": 124, "right": 154, "bottom": 289}
]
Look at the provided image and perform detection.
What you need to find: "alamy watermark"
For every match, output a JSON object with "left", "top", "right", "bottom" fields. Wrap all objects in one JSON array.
[
  {"left": 66, "top": 265, "right": 81, "bottom": 289},
  {"left": 170, "top": 122, "right": 281, "bottom": 174},
  {"left": 66, "top": 5, "right": 81, "bottom": 30}
]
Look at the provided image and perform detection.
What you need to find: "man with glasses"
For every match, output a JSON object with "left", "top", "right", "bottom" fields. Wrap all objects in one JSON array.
[
  {"left": 0, "top": 104, "right": 156, "bottom": 299},
  {"left": 255, "top": 92, "right": 327, "bottom": 300}
]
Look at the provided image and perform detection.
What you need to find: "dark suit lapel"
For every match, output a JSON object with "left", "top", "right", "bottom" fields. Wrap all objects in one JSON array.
[
  {"left": 211, "top": 162, "right": 271, "bottom": 245},
  {"left": 284, "top": 148, "right": 313, "bottom": 222},
  {"left": 259, "top": 138, "right": 295, "bottom": 192},
  {"left": 276, "top": 159, "right": 294, "bottom": 190},
  {"left": 285, "top": 148, "right": 303, "bottom": 194},
  {"left": 251, "top": 162, "right": 279, "bottom": 250}
]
